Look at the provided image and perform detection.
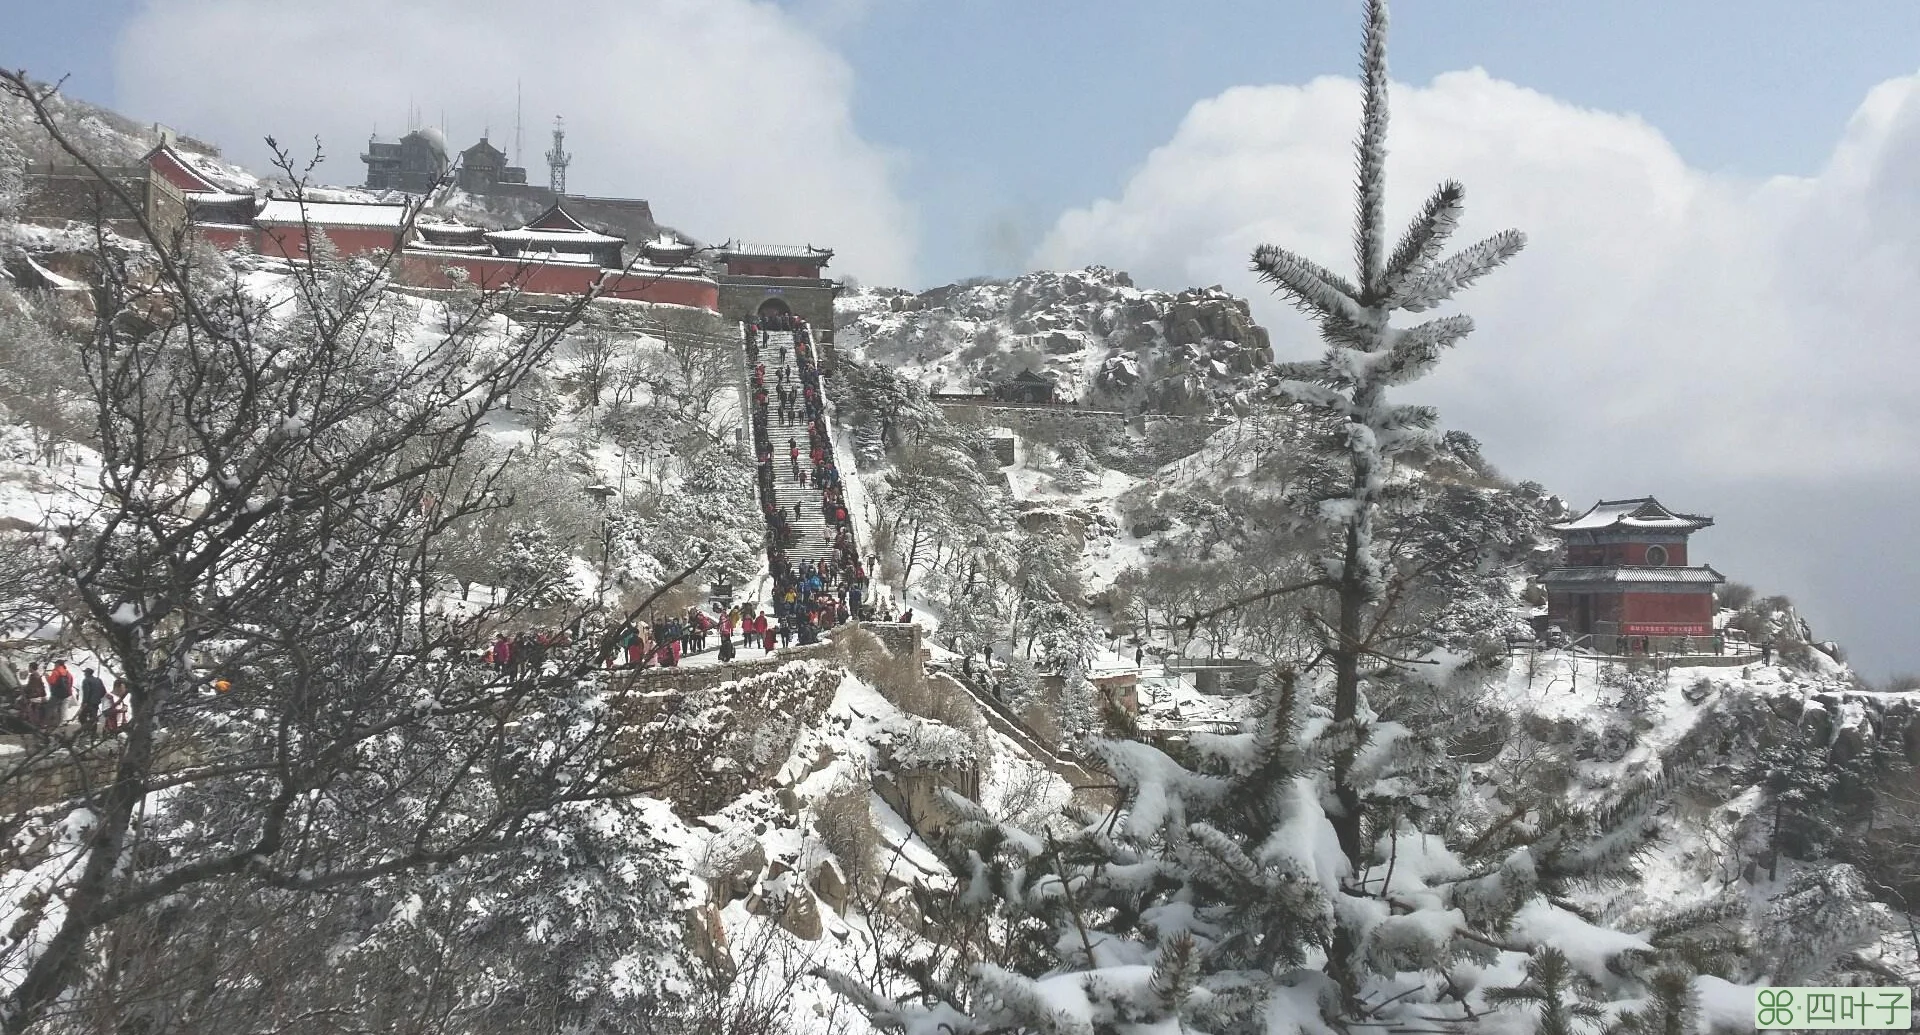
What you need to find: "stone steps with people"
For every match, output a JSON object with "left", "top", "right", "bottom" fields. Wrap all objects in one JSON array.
[{"left": 743, "top": 321, "right": 876, "bottom": 642}]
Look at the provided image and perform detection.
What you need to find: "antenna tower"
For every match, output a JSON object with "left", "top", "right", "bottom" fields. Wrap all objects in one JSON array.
[
  {"left": 545, "top": 116, "right": 572, "bottom": 195},
  {"left": 514, "top": 80, "right": 523, "bottom": 163}
]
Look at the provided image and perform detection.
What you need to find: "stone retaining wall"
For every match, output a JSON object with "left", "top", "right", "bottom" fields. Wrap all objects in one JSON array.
[{"left": 612, "top": 658, "right": 844, "bottom": 816}]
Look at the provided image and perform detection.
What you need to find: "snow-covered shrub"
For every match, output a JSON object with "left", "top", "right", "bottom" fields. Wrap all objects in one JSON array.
[
  {"left": 814, "top": 784, "right": 878, "bottom": 891},
  {"left": 1049, "top": 440, "right": 1091, "bottom": 494},
  {"left": 1604, "top": 664, "right": 1666, "bottom": 722},
  {"left": 1574, "top": 719, "right": 1637, "bottom": 764},
  {"left": 872, "top": 711, "right": 976, "bottom": 772},
  {"left": 1754, "top": 865, "right": 1880, "bottom": 984},
  {"left": 500, "top": 521, "right": 581, "bottom": 608}
]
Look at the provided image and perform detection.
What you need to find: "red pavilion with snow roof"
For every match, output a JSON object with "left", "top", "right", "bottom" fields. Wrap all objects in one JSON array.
[{"left": 1542, "top": 496, "right": 1726, "bottom": 653}]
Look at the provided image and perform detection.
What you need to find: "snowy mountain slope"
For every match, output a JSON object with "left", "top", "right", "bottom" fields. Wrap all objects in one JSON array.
[
  {"left": 839, "top": 267, "right": 1275, "bottom": 414},
  {"left": 825, "top": 265, "right": 1920, "bottom": 1026},
  {"left": 1, "top": 81, "right": 257, "bottom": 189}
]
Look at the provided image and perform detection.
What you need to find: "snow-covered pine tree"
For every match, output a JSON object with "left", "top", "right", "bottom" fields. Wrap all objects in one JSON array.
[
  {"left": 831, "top": 648, "right": 1725, "bottom": 1033},
  {"left": 501, "top": 520, "right": 581, "bottom": 608},
  {"left": 1247, "top": 0, "right": 1524, "bottom": 870},
  {"left": 1607, "top": 967, "right": 1699, "bottom": 1035},
  {"left": 823, "top": 670, "right": 1344, "bottom": 1035}
]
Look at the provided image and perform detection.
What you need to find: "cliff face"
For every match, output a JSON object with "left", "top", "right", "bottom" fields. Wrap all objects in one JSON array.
[{"left": 838, "top": 266, "right": 1274, "bottom": 415}]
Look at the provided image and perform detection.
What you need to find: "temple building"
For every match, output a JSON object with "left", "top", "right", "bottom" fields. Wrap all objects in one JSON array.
[
  {"left": 1541, "top": 496, "right": 1726, "bottom": 653},
  {"left": 483, "top": 203, "right": 625, "bottom": 268},
  {"left": 992, "top": 369, "right": 1059, "bottom": 404},
  {"left": 715, "top": 241, "right": 839, "bottom": 366}
]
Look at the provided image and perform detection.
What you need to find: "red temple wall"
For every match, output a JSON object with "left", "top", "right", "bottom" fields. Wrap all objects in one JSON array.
[
  {"left": 1565, "top": 541, "right": 1690, "bottom": 566},
  {"left": 396, "top": 254, "right": 718, "bottom": 309},
  {"left": 181, "top": 219, "right": 719, "bottom": 310},
  {"left": 726, "top": 259, "right": 823, "bottom": 278},
  {"left": 257, "top": 225, "right": 398, "bottom": 262},
  {"left": 600, "top": 270, "right": 718, "bottom": 308},
  {"left": 397, "top": 253, "right": 598, "bottom": 295},
  {"left": 1621, "top": 591, "right": 1713, "bottom": 634},
  {"left": 195, "top": 226, "right": 252, "bottom": 251}
]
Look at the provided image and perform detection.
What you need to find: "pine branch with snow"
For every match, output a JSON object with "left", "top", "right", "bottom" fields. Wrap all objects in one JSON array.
[{"left": 1483, "top": 947, "right": 1608, "bottom": 1035}]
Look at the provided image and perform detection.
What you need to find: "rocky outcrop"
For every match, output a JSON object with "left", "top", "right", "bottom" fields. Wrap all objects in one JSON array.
[{"left": 840, "top": 267, "right": 1275, "bottom": 417}]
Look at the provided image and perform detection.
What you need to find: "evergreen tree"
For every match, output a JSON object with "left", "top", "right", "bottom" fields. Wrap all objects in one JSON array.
[
  {"left": 501, "top": 520, "right": 580, "bottom": 608},
  {"left": 823, "top": 671, "right": 1342, "bottom": 1035},
  {"left": 1246, "top": 0, "right": 1525, "bottom": 872}
]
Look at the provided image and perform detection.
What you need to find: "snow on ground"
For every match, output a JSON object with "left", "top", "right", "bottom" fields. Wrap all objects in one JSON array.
[{"left": 626, "top": 666, "right": 1079, "bottom": 1034}]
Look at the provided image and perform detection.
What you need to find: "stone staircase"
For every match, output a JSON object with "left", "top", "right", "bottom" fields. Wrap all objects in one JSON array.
[{"left": 757, "top": 330, "right": 835, "bottom": 565}]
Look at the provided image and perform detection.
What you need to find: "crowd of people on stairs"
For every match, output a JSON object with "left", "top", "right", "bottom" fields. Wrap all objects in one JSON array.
[{"left": 748, "top": 315, "right": 874, "bottom": 645}]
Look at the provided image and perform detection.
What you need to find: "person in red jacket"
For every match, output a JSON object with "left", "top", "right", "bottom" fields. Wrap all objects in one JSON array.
[{"left": 46, "top": 661, "right": 74, "bottom": 727}]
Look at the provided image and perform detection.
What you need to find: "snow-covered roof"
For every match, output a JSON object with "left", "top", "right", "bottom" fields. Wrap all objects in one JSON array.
[
  {"left": 406, "top": 241, "right": 492, "bottom": 255},
  {"left": 1551, "top": 497, "right": 1712, "bottom": 534},
  {"left": 254, "top": 198, "right": 410, "bottom": 228},
  {"left": 502, "top": 249, "right": 603, "bottom": 265},
  {"left": 1541, "top": 565, "right": 1726, "bottom": 585},
  {"left": 183, "top": 190, "right": 254, "bottom": 206},
  {"left": 414, "top": 220, "right": 488, "bottom": 241},
  {"left": 720, "top": 240, "right": 833, "bottom": 260},
  {"left": 485, "top": 226, "right": 625, "bottom": 247}
]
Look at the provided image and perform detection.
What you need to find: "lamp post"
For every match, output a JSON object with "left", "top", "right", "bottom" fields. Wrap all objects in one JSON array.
[{"left": 584, "top": 483, "right": 618, "bottom": 610}]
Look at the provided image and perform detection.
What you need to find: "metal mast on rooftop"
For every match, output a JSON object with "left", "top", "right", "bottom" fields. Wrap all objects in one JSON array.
[{"left": 545, "top": 116, "right": 571, "bottom": 195}]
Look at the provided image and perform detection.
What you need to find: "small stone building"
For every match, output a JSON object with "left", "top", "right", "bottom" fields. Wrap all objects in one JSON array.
[
  {"left": 455, "top": 137, "right": 528, "bottom": 192},
  {"left": 992, "top": 369, "right": 1058, "bottom": 404}
]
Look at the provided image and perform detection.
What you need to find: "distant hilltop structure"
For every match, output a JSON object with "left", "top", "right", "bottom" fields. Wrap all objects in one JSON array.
[
  {"left": 360, "top": 123, "right": 656, "bottom": 244},
  {"left": 363, "top": 127, "right": 552, "bottom": 196},
  {"left": 20, "top": 121, "right": 845, "bottom": 362}
]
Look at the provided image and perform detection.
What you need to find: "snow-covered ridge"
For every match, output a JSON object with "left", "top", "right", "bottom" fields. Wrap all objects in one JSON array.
[{"left": 840, "top": 267, "right": 1275, "bottom": 415}]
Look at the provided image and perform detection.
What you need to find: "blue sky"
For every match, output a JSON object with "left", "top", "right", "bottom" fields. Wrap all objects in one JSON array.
[{"left": 7, "top": 1, "right": 1920, "bottom": 678}]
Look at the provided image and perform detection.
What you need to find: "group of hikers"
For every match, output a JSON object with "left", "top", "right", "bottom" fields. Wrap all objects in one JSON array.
[
  {"left": 748, "top": 315, "right": 873, "bottom": 644},
  {"left": 10, "top": 658, "right": 130, "bottom": 736},
  {"left": 480, "top": 628, "right": 575, "bottom": 674},
  {"left": 610, "top": 603, "right": 797, "bottom": 668}
]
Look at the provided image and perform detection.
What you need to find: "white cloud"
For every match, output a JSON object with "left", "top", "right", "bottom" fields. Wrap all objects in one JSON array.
[
  {"left": 1034, "top": 69, "right": 1920, "bottom": 673},
  {"left": 113, "top": 0, "right": 917, "bottom": 285},
  {"left": 1037, "top": 68, "right": 1920, "bottom": 484}
]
